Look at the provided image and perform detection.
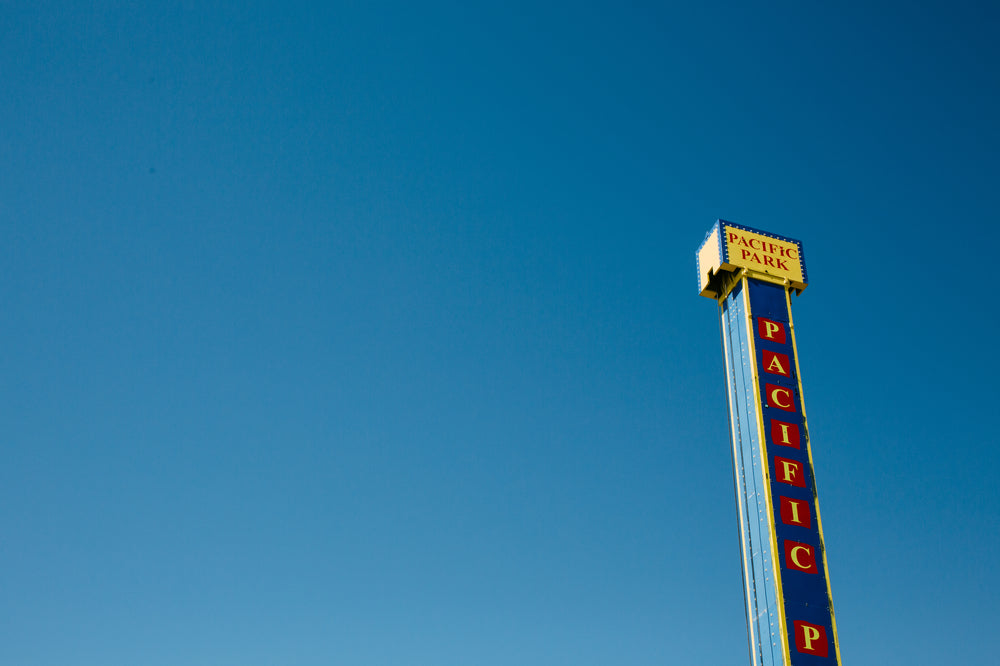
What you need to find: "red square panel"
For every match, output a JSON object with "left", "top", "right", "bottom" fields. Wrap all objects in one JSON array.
[
  {"left": 793, "top": 621, "right": 829, "bottom": 658},
  {"left": 784, "top": 539, "right": 819, "bottom": 574},
  {"left": 771, "top": 420, "right": 800, "bottom": 448},
  {"left": 774, "top": 456, "right": 806, "bottom": 487},
  {"left": 762, "top": 350, "right": 791, "bottom": 377},
  {"left": 757, "top": 317, "right": 786, "bottom": 344},
  {"left": 779, "top": 496, "right": 811, "bottom": 528},
  {"left": 765, "top": 383, "right": 796, "bottom": 412}
]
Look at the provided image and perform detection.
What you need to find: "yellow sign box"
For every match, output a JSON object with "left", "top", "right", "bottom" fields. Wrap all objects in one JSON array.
[{"left": 697, "top": 220, "right": 808, "bottom": 298}]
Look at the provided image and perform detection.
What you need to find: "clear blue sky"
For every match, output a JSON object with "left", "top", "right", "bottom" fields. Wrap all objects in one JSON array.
[{"left": 2, "top": 2, "right": 998, "bottom": 664}]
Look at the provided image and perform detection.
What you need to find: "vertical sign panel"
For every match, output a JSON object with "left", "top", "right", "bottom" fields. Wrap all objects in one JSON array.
[{"left": 747, "top": 279, "right": 840, "bottom": 665}]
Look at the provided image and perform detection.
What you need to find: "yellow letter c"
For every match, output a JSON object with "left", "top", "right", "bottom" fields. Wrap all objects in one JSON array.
[
  {"left": 790, "top": 545, "right": 813, "bottom": 570},
  {"left": 770, "top": 386, "right": 792, "bottom": 409}
]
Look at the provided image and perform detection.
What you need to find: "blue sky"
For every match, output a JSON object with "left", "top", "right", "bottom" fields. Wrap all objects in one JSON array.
[{"left": 2, "top": 1, "right": 998, "bottom": 664}]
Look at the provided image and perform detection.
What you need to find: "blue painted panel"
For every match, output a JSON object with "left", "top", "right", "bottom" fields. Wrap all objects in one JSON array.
[{"left": 745, "top": 278, "right": 839, "bottom": 665}]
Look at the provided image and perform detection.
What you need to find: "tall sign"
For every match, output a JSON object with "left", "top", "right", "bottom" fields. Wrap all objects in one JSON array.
[{"left": 697, "top": 220, "right": 841, "bottom": 665}]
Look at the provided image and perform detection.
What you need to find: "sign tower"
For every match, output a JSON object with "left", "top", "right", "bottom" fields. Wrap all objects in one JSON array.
[{"left": 697, "top": 220, "right": 841, "bottom": 665}]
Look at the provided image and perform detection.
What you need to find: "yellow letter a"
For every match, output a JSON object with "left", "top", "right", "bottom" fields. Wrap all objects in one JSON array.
[{"left": 767, "top": 355, "right": 788, "bottom": 375}]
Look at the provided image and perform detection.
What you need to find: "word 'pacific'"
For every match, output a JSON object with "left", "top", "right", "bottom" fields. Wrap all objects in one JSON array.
[{"left": 728, "top": 231, "right": 798, "bottom": 271}]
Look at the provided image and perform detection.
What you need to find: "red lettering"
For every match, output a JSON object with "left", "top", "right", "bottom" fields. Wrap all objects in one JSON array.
[{"left": 776, "top": 258, "right": 789, "bottom": 270}]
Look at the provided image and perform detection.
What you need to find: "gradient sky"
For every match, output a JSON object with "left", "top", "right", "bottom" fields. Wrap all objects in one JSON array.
[{"left": 3, "top": 2, "right": 999, "bottom": 664}]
